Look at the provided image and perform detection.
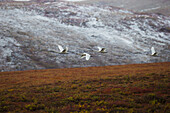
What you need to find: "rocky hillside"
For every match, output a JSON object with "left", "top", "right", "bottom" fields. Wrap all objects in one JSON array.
[{"left": 0, "top": 1, "right": 170, "bottom": 71}]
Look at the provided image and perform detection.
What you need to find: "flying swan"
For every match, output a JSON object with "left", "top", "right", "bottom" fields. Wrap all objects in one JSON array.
[
  {"left": 81, "top": 53, "right": 91, "bottom": 60},
  {"left": 97, "top": 47, "right": 107, "bottom": 53},
  {"left": 58, "top": 45, "right": 68, "bottom": 54}
]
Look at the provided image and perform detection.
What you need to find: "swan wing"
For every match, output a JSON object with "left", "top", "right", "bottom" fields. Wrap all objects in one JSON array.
[
  {"left": 85, "top": 53, "right": 91, "bottom": 60},
  {"left": 58, "top": 45, "right": 64, "bottom": 52},
  {"left": 65, "top": 47, "right": 68, "bottom": 52},
  {"left": 81, "top": 53, "right": 86, "bottom": 59},
  {"left": 97, "top": 47, "right": 102, "bottom": 51},
  {"left": 151, "top": 47, "right": 156, "bottom": 55}
]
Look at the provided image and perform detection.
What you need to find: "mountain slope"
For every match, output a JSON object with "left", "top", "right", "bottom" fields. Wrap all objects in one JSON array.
[{"left": 0, "top": 1, "right": 170, "bottom": 71}]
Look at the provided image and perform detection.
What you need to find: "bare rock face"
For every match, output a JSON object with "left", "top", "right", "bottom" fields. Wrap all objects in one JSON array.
[{"left": 0, "top": 1, "right": 170, "bottom": 72}]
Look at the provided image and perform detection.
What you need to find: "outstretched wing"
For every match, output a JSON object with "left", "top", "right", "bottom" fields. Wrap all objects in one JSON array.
[
  {"left": 65, "top": 47, "right": 68, "bottom": 53},
  {"left": 58, "top": 45, "right": 64, "bottom": 52},
  {"left": 85, "top": 53, "right": 91, "bottom": 60},
  {"left": 151, "top": 47, "right": 156, "bottom": 55},
  {"left": 98, "top": 47, "right": 102, "bottom": 51},
  {"left": 81, "top": 53, "right": 86, "bottom": 59}
]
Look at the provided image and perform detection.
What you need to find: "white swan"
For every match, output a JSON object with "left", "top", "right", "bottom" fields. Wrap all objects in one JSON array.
[
  {"left": 81, "top": 53, "right": 91, "bottom": 60},
  {"left": 58, "top": 45, "right": 68, "bottom": 54},
  {"left": 97, "top": 47, "right": 107, "bottom": 53},
  {"left": 151, "top": 47, "right": 157, "bottom": 56}
]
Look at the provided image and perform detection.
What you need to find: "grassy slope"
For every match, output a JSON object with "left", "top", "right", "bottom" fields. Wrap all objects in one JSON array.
[{"left": 0, "top": 62, "right": 170, "bottom": 112}]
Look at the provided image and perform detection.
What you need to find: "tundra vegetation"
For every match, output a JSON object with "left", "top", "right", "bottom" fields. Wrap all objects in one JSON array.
[{"left": 0, "top": 62, "right": 169, "bottom": 112}]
